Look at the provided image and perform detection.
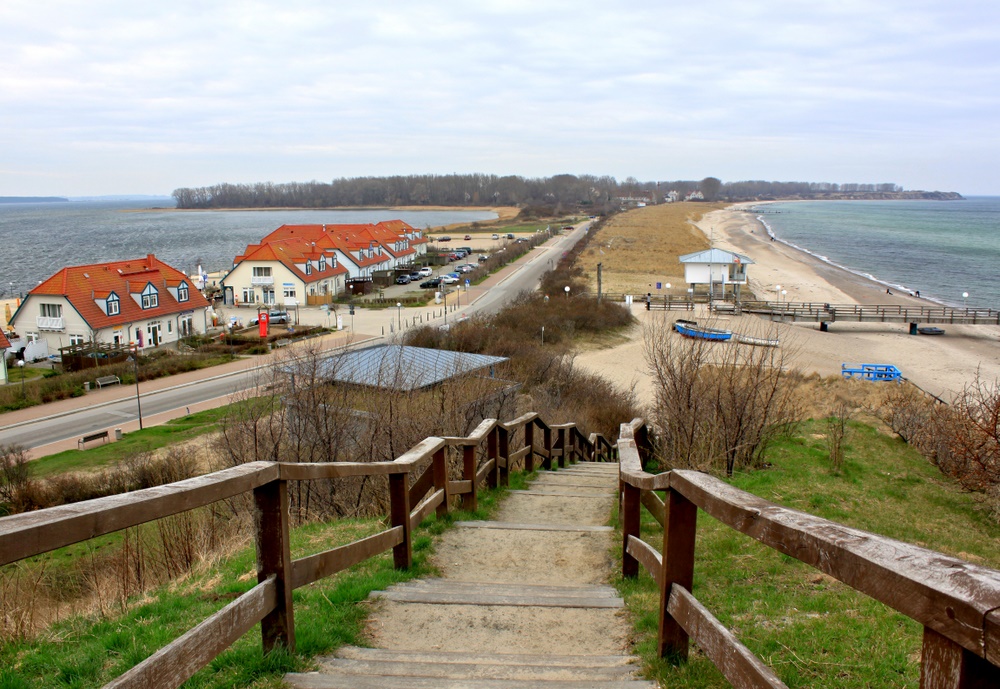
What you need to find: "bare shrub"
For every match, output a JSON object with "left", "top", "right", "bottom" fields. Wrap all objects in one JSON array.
[
  {"left": 0, "top": 444, "right": 33, "bottom": 512},
  {"left": 826, "top": 401, "right": 851, "bottom": 472},
  {"left": 643, "top": 316, "right": 795, "bottom": 476}
]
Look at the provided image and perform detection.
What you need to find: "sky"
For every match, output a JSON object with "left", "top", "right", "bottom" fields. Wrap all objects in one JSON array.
[{"left": 2, "top": 1, "right": 999, "bottom": 197}]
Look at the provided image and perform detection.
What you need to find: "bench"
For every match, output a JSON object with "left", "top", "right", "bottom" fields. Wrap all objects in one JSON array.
[
  {"left": 96, "top": 375, "right": 121, "bottom": 388},
  {"left": 78, "top": 430, "right": 110, "bottom": 449}
]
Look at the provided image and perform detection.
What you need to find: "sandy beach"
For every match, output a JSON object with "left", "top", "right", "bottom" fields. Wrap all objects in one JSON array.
[{"left": 576, "top": 204, "right": 1000, "bottom": 404}]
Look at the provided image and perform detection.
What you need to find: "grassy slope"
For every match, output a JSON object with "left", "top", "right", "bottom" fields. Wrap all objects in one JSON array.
[
  {"left": 0, "top": 470, "right": 532, "bottom": 688},
  {"left": 616, "top": 419, "right": 1000, "bottom": 688}
]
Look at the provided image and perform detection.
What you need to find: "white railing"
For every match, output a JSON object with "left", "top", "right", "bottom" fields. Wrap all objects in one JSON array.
[
  {"left": 251, "top": 276, "right": 274, "bottom": 285},
  {"left": 36, "top": 316, "right": 64, "bottom": 330}
]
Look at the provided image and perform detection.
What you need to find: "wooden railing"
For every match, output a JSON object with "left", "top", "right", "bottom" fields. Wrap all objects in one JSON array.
[
  {"left": 617, "top": 419, "right": 1000, "bottom": 688},
  {"left": 0, "top": 413, "right": 614, "bottom": 689}
]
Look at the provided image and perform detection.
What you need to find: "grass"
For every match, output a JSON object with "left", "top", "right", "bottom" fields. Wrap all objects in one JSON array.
[
  {"left": 27, "top": 406, "right": 232, "bottom": 478},
  {"left": 0, "top": 467, "right": 533, "bottom": 688},
  {"left": 613, "top": 419, "right": 1000, "bottom": 688}
]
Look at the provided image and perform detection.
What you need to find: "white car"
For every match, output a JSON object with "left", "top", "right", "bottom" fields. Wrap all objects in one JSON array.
[
  {"left": 418, "top": 266, "right": 433, "bottom": 277},
  {"left": 440, "top": 274, "right": 459, "bottom": 284}
]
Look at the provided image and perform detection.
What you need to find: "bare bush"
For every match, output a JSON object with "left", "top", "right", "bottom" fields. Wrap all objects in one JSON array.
[
  {"left": 826, "top": 401, "right": 851, "bottom": 472},
  {"left": 643, "top": 316, "right": 795, "bottom": 476}
]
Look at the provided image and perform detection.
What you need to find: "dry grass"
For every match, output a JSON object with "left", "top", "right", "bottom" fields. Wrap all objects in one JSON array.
[{"left": 578, "top": 202, "right": 728, "bottom": 296}]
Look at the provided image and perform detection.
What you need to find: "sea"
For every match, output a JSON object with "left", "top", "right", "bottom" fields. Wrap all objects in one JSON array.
[
  {"left": 0, "top": 199, "right": 498, "bottom": 298},
  {"left": 754, "top": 197, "right": 1000, "bottom": 309}
]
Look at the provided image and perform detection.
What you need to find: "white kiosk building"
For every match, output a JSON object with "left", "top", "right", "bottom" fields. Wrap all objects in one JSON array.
[{"left": 679, "top": 248, "right": 754, "bottom": 302}]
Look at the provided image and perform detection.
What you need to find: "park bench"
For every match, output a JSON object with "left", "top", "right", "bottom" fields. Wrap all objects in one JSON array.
[
  {"left": 78, "top": 429, "right": 109, "bottom": 449},
  {"left": 96, "top": 375, "right": 121, "bottom": 388}
]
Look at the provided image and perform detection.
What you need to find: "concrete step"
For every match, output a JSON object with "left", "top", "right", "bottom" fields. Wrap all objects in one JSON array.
[
  {"left": 284, "top": 674, "right": 658, "bottom": 688},
  {"left": 371, "top": 578, "right": 623, "bottom": 608},
  {"left": 455, "top": 521, "right": 613, "bottom": 533}
]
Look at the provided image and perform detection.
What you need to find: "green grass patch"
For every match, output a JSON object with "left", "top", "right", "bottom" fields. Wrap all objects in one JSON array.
[
  {"left": 28, "top": 406, "right": 232, "bottom": 478},
  {"left": 614, "top": 419, "right": 1000, "bottom": 688}
]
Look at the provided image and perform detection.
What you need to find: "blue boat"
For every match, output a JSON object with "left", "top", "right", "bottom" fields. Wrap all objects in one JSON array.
[{"left": 674, "top": 320, "right": 733, "bottom": 341}]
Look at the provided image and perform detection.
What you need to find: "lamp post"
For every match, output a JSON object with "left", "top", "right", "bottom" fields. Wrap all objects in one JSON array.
[
  {"left": 564, "top": 285, "right": 570, "bottom": 299},
  {"left": 963, "top": 291, "right": 969, "bottom": 313},
  {"left": 128, "top": 352, "right": 143, "bottom": 430},
  {"left": 665, "top": 282, "right": 671, "bottom": 304},
  {"left": 781, "top": 290, "right": 787, "bottom": 304},
  {"left": 396, "top": 302, "right": 402, "bottom": 330},
  {"left": 17, "top": 360, "right": 24, "bottom": 398},
  {"left": 775, "top": 284, "right": 782, "bottom": 304},
  {"left": 443, "top": 288, "right": 448, "bottom": 326}
]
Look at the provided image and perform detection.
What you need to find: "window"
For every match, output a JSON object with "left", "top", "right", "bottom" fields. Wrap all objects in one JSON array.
[
  {"left": 69, "top": 334, "right": 84, "bottom": 345},
  {"left": 252, "top": 267, "right": 272, "bottom": 278},
  {"left": 141, "top": 283, "right": 159, "bottom": 309},
  {"left": 305, "top": 262, "right": 312, "bottom": 275},
  {"left": 167, "top": 321, "right": 173, "bottom": 333},
  {"left": 319, "top": 255, "right": 326, "bottom": 271},
  {"left": 283, "top": 286, "right": 296, "bottom": 299},
  {"left": 40, "top": 303, "right": 62, "bottom": 318},
  {"left": 177, "top": 282, "right": 189, "bottom": 302},
  {"left": 107, "top": 293, "right": 120, "bottom": 315}
]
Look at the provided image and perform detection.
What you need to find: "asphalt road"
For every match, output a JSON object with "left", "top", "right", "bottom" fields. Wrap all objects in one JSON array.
[{"left": 0, "top": 222, "right": 591, "bottom": 452}]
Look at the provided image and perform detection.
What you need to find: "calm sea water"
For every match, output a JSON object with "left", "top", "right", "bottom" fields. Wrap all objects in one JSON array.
[
  {"left": 0, "top": 199, "right": 497, "bottom": 298},
  {"left": 756, "top": 197, "right": 1000, "bottom": 309}
]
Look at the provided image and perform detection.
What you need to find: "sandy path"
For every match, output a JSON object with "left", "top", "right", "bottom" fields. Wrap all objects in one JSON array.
[{"left": 364, "top": 465, "right": 631, "bottom": 656}]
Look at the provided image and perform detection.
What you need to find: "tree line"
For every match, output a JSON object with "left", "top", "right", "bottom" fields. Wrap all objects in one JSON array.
[{"left": 172, "top": 174, "right": 917, "bottom": 210}]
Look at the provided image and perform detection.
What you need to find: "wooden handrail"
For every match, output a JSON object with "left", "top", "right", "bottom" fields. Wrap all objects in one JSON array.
[{"left": 616, "top": 420, "right": 1000, "bottom": 687}]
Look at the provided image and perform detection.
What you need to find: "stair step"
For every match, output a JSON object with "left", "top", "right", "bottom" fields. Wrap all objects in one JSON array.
[
  {"left": 455, "top": 521, "right": 613, "bottom": 533},
  {"left": 387, "top": 579, "right": 620, "bottom": 598},
  {"left": 312, "top": 657, "right": 639, "bottom": 681},
  {"left": 371, "top": 588, "right": 623, "bottom": 608},
  {"left": 508, "top": 490, "right": 615, "bottom": 499},
  {"left": 284, "top": 674, "right": 657, "bottom": 688},
  {"left": 333, "top": 646, "right": 637, "bottom": 668}
]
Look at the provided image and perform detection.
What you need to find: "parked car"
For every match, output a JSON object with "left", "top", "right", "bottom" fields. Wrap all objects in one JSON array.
[
  {"left": 457, "top": 246, "right": 473, "bottom": 254},
  {"left": 464, "top": 234, "right": 472, "bottom": 240},
  {"left": 515, "top": 238, "right": 527, "bottom": 244},
  {"left": 418, "top": 266, "right": 433, "bottom": 277},
  {"left": 440, "top": 274, "right": 459, "bottom": 284},
  {"left": 491, "top": 233, "right": 499, "bottom": 240},
  {"left": 395, "top": 274, "right": 411, "bottom": 285},
  {"left": 506, "top": 233, "right": 515, "bottom": 239},
  {"left": 478, "top": 254, "right": 488, "bottom": 262},
  {"left": 420, "top": 277, "right": 442, "bottom": 288},
  {"left": 462, "top": 264, "right": 478, "bottom": 271},
  {"left": 250, "top": 311, "right": 289, "bottom": 325},
  {"left": 408, "top": 271, "right": 422, "bottom": 281},
  {"left": 456, "top": 264, "right": 472, "bottom": 273},
  {"left": 437, "top": 235, "right": 452, "bottom": 242}
]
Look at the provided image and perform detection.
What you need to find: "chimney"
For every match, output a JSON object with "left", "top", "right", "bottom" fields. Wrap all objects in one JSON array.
[{"left": 147, "top": 253, "right": 155, "bottom": 267}]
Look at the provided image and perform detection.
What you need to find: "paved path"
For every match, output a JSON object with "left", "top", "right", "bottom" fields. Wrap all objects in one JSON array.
[{"left": 284, "top": 462, "right": 656, "bottom": 688}]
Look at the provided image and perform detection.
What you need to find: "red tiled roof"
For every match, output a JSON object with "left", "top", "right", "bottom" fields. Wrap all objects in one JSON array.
[
  {"left": 236, "top": 238, "right": 349, "bottom": 282},
  {"left": 0, "top": 330, "right": 10, "bottom": 349},
  {"left": 28, "top": 254, "right": 209, "bottom": 330}
]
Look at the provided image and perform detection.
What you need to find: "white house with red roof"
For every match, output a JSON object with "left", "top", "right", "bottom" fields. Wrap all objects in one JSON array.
[
  {"left": 0, "top": 330, "right": 10, "bottom": 384},
  {"left": 9, "top": 254, "right": 211, "bottom": 353},
  {"left": 223, "top": 221, "right": 425, "bottom": 306}
]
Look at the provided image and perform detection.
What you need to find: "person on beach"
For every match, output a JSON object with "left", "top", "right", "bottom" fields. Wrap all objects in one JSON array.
[{"left": 886, "top": 288, "right": 892, "bottom": 295}]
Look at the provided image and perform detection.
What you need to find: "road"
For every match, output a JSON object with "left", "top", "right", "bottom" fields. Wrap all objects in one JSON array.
[{"left": 0, "top": 222, "right": 591, "bottom": 453}]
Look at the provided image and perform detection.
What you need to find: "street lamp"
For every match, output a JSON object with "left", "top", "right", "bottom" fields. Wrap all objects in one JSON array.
[
  {"left": 564, "top": 285, "right": 570, "bottom": 299},
  {"left": 17, "top": 360, "right": 24, "bottom": 398},
  {"left": 396, "top": 302, "right": 402, "bottom": 330},
  {"left": 781, "top": 290, "right": 787, "bottom": 304},
  {"left": 775, "top": 284, "right": 782, "bottom": 304},
  {"left": 128, "top": 353, "right": 143, "bottom": 430}
]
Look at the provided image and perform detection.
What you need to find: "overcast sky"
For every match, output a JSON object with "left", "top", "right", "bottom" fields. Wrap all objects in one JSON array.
[{"left": 2, "top": 1, "right": 998, "bottom": 197}]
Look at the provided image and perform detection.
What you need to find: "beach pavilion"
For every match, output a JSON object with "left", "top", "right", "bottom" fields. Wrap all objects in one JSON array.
[{"left": 679, "top": 248, "right": 754, "bottom": 302}]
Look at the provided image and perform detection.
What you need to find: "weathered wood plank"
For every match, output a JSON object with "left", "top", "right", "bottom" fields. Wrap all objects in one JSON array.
[
  {"left": 667, "top": 585, "right": 788, "bottom": 689},
  {"left": 291, "top": 527, "right": 404, "bottom": 590},
  {"left": 448, "top": 480, "right": 472, "bottom": 495},
  {"left": 104, "top": 577, "right": 277, "bottom": 689},
  {"left": 627, "top": 535, "right": 663, "bottom": 587},
  {"left": 641, "top": 490, "right": 665, "bottom": 526},
  {"left": 409, "top": 489, "right": 444, "bottom": 530},
  {"left": 670, "top": 469, "right": 1000, "bottom": 660},
  {"left": 509, "top": 445, "right": 530, "bottom": 463},
  {"left": 388, "top": 472, "right": 412, "bottom": 570},
  {"left": 393, "top": 436, "right": 446, "bottom": 466},
  {"left": 659, "top": 486, "right": 698, "bottom": 659},
  {"left": 476, "top": 458, "right": 496, "bottom": 486},
  {"left": 278, "top": 461, "right": 407, "bottom": 481},
  {"left": 254, "top": 479, "right": 294, "bottom": 652},
  {"left": 920, "top": 625, "right": 1000, "bottom": 688},
  {"left": 408, "top": 463, "right": 434, "bottom": 505},
  {"left": 0, "top": 462, "right": 277, "bottom": 566}
]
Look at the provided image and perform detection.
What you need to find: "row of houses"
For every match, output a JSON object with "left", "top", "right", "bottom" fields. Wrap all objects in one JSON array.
[{"left": 4, "top": 221, "right": 427, "bottom": 359}]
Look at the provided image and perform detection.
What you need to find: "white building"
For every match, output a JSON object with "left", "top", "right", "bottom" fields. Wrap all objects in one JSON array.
[{"left": 679, "top": 248, "right": 754, "bottom": 301}]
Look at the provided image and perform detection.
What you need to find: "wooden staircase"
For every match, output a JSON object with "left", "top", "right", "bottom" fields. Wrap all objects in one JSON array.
[{"left": 284, "top": 462, "right": 657, "bottom": 688}]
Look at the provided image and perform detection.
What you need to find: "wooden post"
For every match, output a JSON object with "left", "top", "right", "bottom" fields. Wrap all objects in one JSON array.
[
  {"left": 635, "top": 423, "right": 650, "bottom": 467},
  {"left": 486, "top": 427, "right": 499, "bottom": 488},
  {"left": 621, "top": 481, "right": 641, "bottom": 579},
  {"left": 524, "top": 421, "right": 535, "bottom": 473},
  {"left": 658, "top": 487, "right": 698, "bottom": 661},
  {"left": 568, "top": 426, "right": 577, "bottom": 464},
  {"left": 253, "top": 479, "right": 295, "bottom": 653},
  {"left": 389, "top": 471, "right": 412, "bottom": 569},
  {"left": 557, "top": 427, "right": 566, "bottom": 468},
  {"left": 461, "top": 443, "right": 477, "bottom": 512},
  {"left": 498, "top": 425, "right": 510, "bottom": 487},
  {"left": 432, "top": 447, "right": 449, "bottom": 518},
  {"left": 542, "top": 424, "right": 553, "bottom": 471},
  {"left": 920, "top": 626, "right": 1000, "bottom": 688}
]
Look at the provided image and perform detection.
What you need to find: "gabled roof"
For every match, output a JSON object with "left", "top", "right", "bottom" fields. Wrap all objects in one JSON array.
[
  {"left": 679, "top": 248, "right": 755, "bottom": 265},
  {"left": 23, "top": 254, "right": 209, "bottom": 330},
  {"left": 234, "top": 239, "right": 349, "bottom": 283},
  {"left": 0, "top": 331, "right": 10, "bottom": 349}
]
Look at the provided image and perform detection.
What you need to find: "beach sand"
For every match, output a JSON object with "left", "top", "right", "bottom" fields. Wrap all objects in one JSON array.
[{"left": 576, "top": 205, "right": 1000, "bottom": 403}]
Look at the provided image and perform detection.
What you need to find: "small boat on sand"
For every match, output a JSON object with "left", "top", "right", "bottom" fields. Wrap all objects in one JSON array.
[
  {"left": 734, "top": 333, "right": 780, "bottom": 347},
  {"left": 917, "top": 327, "right": 945, "bottom": 336},
  {"left": 674, "top": 320, "right": 733, "bottom": 341}
]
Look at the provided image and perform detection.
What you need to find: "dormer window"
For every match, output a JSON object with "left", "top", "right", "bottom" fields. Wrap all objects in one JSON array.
[
  {"left": 107, "top": 292, "right": 120, "bottom": 315},
  {"left": 305, "top": 262, "right": 312, "bottom": 275},
  {"left": 319, "top": 255, "right": 326, "bottom": 271},
  {"left": 177, "top": 282, "right": 189, "bottom": 302},
  {"left": 141, "top": 283, "right": 159, "bottom": 309}
]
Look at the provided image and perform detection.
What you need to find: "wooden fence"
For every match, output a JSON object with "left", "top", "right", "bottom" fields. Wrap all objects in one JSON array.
[
  {"left": 617, "top": 419, "right": 1000, "bottom": 688},
  {"left": 0, "top": 412, "right": 610, "bottom": 689}
]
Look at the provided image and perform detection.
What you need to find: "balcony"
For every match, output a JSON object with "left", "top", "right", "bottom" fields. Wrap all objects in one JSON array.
[
  {"left": 37, "top": 316, "right": 64, "bottom": 330},
  {"left": 250, "top": 276, "right": 274, "bottom": 285}
]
